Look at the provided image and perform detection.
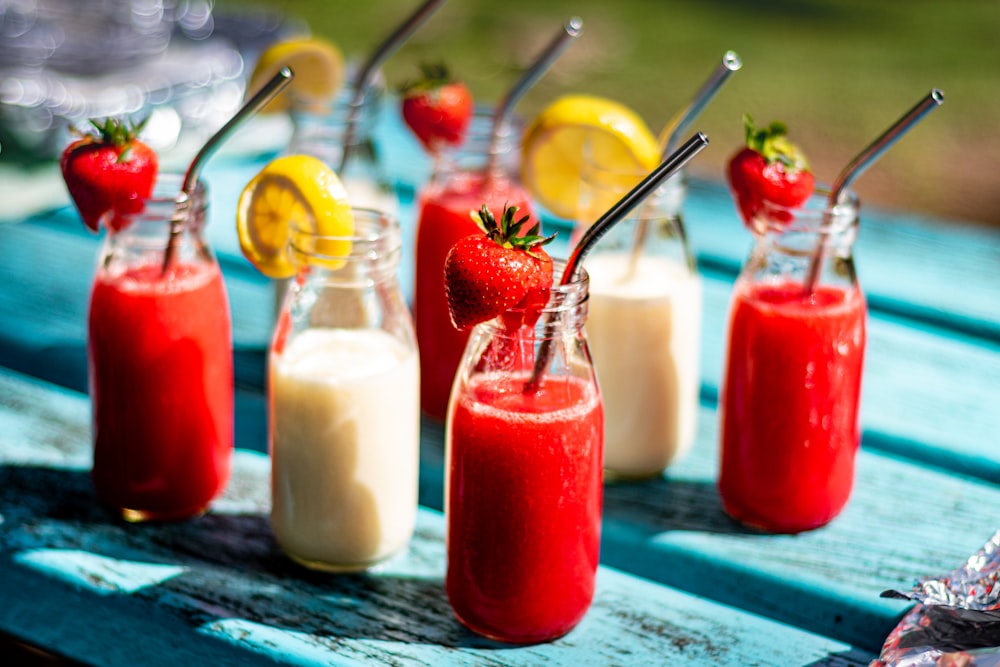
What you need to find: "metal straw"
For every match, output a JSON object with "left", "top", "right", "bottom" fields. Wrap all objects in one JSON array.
[
  {"left": 802, "top": 88, "right": 944, "bottom": 294},
  {"left": 181, "top": 68, "right": 294, "bottom": 194},
  {"left": 484, "top": 17, "right": 583, "bottom": 176},
  {"left": 338, "top": 0, "right": 446, "bottom": 172},
  {"left": 564, "top": 133, "right": 710, "bottom": 284},
  {"left": 659, "top": 50, "right": 741, "bottom": 158},
  {"left": 621, "top": 50, "right": 740, "bottom": 280},
  {"left": 162, "top": 67, "right": 294, "bottom": 272},
  {"left": 525, "top": 132, "right": 710, "bottom": 393}
]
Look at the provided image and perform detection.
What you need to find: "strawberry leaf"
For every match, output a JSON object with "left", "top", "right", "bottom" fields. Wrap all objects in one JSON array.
[
  {"left": 399, "top": 62, "right": 456, "bottom": 95},
  {"left": 472, "top": 204, "right": 556, "bottom": 253},
  {"left": 742, "top": 114, "right": 810, "bottom": 174}
]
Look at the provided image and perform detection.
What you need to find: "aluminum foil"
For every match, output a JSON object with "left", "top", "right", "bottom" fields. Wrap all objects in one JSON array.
[{"left": 871, "top": 530, "right": 1000, "bottom": 667}]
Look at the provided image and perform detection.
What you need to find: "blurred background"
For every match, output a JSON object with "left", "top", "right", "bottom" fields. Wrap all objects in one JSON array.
[
  {"left": 2, "top": 0, "right": 997, "bottom": 228},
  {"left": 256, "top": 0, "right": 995, "bottom": 228}
]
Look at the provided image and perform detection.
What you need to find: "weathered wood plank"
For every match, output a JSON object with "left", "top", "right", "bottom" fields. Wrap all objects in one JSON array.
[{"left": 0, "top": 368, "right": 873, "bottom": 667}]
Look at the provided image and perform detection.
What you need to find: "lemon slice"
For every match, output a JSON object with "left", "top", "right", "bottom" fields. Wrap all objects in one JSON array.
[
  {"left": 521, "top": 94, "right": 660, "bottom": 222},
  {"left": 248, "top": 36, "right": 346, "bottom": 113},
  {"left": 237, "top": 155, "right": 354, "bottom": 278}
]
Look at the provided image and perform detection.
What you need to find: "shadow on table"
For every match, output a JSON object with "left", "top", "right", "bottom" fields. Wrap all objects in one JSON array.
[
  {"left": 602, "top": 475, "right": 761, "bottom": 536},
  {"left": 0, "top": 464, "right": 880, "bottom": 664},
  {"left": 419, "top": 417, "right": 757, "bottom": 537},
  {"left": 0, "top": 464, "right": 507, "bottom": 651}
]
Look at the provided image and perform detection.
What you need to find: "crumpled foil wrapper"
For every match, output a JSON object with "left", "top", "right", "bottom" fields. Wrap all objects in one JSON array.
[{"left": 871, "top": 530, "right": 1000, "bottom": 667}]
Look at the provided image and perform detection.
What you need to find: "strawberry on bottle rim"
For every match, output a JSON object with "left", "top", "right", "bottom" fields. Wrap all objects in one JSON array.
[
  {"left": 443, "top": 203, "right": 556, "bottom": 332},
  {"left": 59, "top": 117, "right": 159, "bottom": 233},
  {"left": 727, "top": 114, "right": 815, "bottom": 231},
  {"left": 399, "top": 62, "right": 475, "bottom": 154}
]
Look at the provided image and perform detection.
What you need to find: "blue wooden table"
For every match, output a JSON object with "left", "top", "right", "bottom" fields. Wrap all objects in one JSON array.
[{"left": 0, "top": 110, "right": 997, "bottom": 666}]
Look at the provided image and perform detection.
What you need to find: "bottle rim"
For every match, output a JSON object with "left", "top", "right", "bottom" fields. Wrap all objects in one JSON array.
[
  {"left": 478, "top": 258, "right": 590, "bottom": 327},
  {"left": 101, "top": 173, "right": 207, "bottom": 236},
  {"left": 754, "top": 186, "right": 859, "bottom": 235},
  {"left": 146, "top": 173, "right": 207, "bottom": 203},
  {"left": 580, "top": 172, "right": 687, "bottom": 223},
  {"left": 287, "top": 207, "right": 402, "bottom": 264},
  {"left": 445, "top": 105, "right": 523, "bottom": 157}
]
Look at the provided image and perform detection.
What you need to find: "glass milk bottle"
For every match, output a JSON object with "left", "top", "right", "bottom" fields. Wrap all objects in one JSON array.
[
  {"left": 579, "top": 172, "right": 702, "bottom": 480},
  {"left": 88, "top": 175, "right": 233, "bottom": 522},
  {"left": 445, "top": 261, "right": 604, "bottom": 644},
  {"left": 413, "top": 110, "right": 533, "bottom": 420},
  {"left": 269, "top": 209, "right": 420, "bottom": 571},
  {"left": 718, "top": 189, "right": 867, "bottom": 534}
]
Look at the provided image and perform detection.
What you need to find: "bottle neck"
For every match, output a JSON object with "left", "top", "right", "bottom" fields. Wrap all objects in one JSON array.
[
  {"left": 581, "top": 175, "right": 693, "bottom": 273},
  {"left": 432, "top": 108, "right": 522, "bottom": 180},
  {"left": 288, "top": 87, "right": 383, "bottom": 170},
  {"left": 101, "top": 177, "right": 210, "bottom": 265},
  {"left": 477, "top": 261, "right": 590, "bottom": 338},
  {"left": 745, "top": 189, "right": 860, "bottom": 290},
  {"left": 288, "top": 209, "right": 402, "bottom": 285}
]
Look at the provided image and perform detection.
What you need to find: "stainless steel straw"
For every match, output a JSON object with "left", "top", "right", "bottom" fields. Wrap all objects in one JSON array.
[
  {"left": 484, "top": 17, "right": 583, "bottom": 177},
  {"left": 163, "top": 67, "right": 294, "bottom": 272},
  {"left": 659, "top": 50, "right": 741, "bottom": 157},
  {"left": 624, "top": 50, "right": 741, "bottom": 277},
  {"left": 338, "top": 0, "right": 447, "bottom": 172},
  {"left": 525, "top": 132, "right": 710, "bottom": 393},
  {"left": 803, "top": 89, "right": 944, "bottom": 294}
]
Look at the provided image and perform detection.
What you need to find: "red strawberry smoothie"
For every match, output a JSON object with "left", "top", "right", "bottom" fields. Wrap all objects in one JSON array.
[
  {"left": 88, "top": 259, "right": 233, "bottom": 521},
  {"left": 446, "top": 370, "right": 603, "bottom": 644},
  {"left": 718, "top": 280, "right": 866, "bottom": 533},
  {"left": 414, "top": 172, "right": 533, "bottom": 419}
]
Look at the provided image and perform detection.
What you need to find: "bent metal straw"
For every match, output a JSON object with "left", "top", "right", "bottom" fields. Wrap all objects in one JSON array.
[
  {"left": 338, "top": 0, "right": 447, "bottom": 172},
  {"left": 625, "top": 50, "right": 742, "bottom": 277},
  {"left": 484, "top": 17, "right": 584, "bottom": 177},
  {"left": 163, "top": 67, "right": 294, "bottom": 273},
  {"left": 525, "top": 131, "right": 710, "bottom": 393},
  {"left": 803, "top": 88, "right": 944, "bottom": 294}
]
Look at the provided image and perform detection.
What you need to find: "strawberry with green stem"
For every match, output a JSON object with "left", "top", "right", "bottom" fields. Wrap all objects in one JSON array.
[
  {"left": 727, "top": 114, "right": 814, "bottom": 227},
  {"left": 60, "top": 117, "right": 158, "bottom": 232},
  {"left": 444, "top": 204, "right": 555, "bottom": 331},
  {"left": 400, "top": 62, "right": 474, "bottom": 154}
]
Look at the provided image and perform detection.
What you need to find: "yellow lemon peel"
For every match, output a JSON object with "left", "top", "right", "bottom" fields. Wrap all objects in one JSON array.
[
  {"left": 237, "top": 155, "right": 354, "bottom": 278},
  {"left": 521, "top": 94, "right": 660, "bottom": 222}
]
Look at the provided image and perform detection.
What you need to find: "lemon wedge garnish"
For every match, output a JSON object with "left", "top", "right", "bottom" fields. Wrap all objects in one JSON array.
[
  {"left": 248, "top": 36, "right": 346, "bottom": 113},
  {"left": 237, "top": 155, "right": 354, "bottom": 278},
  {"left": 521, "top": 94, "right": 660, "bottom": 222}
]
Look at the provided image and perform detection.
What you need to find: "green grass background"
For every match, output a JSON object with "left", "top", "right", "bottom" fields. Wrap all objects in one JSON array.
[{"left": 219, "top": 0, "right": 1000, "bottom": 228}]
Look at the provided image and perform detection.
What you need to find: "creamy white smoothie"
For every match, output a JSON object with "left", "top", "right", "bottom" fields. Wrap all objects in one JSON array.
[
  {"left": 269, "top": 327, "right": 420, "bottom": 570},
  {"left": 584, "top": 252, "right": 702, "bottom": 478}
]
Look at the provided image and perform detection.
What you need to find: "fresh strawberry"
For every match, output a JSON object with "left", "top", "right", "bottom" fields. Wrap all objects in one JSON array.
[
  {"left": 400, "top": 63, "right": 474, "bottom": 153},
  {"left": 60, "top": 117, "right": 158, "bottom": 232},
  {"left": 727, "top": 114, "right": 814, "bottom": 227},
  {"left": 444, "top": 204, "right": 555, "bottom": 331}
]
